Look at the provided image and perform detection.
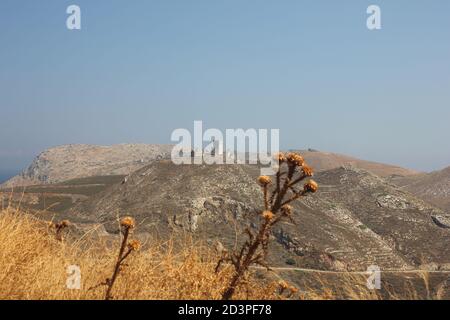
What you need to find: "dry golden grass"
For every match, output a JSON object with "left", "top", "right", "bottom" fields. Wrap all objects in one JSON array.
[
  {"left": 1, "top": 207, "right": 447, "bottom": 300},
  {"left": 295, "top": 273, "right": 382, "bottom": 300},
  {"left": 0, "top": 207, "right": 282, "bottom": 300}
]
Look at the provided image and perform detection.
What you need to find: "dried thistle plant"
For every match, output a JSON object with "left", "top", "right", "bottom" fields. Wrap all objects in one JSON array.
[
  {"left": 216, "top": 152, "right": 318, "bottom": 300},
  {"left": 48, "top": 220, "right": 70, "bottom": 241},
  {"left": 102, "top": 216, "right": 141, "bottom": 300},
  {"left": 278, "top": 280, "right": 299, "bottom": 299}
]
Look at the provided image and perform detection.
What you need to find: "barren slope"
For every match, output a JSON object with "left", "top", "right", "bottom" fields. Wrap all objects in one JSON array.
[
  {"left": 298, "top": 150, "right": 419, "bottom": 177},
  {"left": 390, "top": 166, "right": 450, "bottom": 212},
  {"left": 1, "top": 144, "right": 172, "bottom": 188},
  {"left": 67, "top": 161, "right": 450, "bottom": 271}
]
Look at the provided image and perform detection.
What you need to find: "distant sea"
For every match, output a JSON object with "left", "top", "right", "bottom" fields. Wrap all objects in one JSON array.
[{"left": 0, "top": 171, "right": 18, "bottom": 184}]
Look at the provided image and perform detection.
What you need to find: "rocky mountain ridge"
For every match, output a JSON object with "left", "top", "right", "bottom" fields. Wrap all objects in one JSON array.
[
  {"left": 1, "top": 144, "right": 419, "bottom": 188},
  {"left": 1, "top": 144, "right": 173, "bottom": 188}
]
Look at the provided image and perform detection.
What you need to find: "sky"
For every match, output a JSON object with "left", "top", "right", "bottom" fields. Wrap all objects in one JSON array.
[{"left": 0, "top": 0, "right": 449, "bottom": 175}]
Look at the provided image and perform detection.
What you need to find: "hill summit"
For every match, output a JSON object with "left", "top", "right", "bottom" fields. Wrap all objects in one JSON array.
[{"left": 1, "top": 144, "right": 419, "bottom": 188}]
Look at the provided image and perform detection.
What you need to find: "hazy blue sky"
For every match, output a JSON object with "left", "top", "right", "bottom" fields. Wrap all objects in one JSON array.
[{"left": 0, "top": 0, "right": 449, "bottom": 174}]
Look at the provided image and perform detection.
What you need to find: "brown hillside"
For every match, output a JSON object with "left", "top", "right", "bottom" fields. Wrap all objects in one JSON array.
[{"left": 67, "top": 161, "right": 450, "bottom": 273}]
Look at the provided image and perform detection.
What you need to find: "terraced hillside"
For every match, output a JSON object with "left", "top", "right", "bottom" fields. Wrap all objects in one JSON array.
[
  {"left": 67, "top": 161, "right": 450, "bottom": 272},
  {"left": 0, "top": 175, "right": 125, "bottom": 213},
  {"left": 390, "top": 166, "right": 450, "bottom": 212}
]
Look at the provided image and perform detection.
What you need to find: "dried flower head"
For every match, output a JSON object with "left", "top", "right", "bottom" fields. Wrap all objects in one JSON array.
[
  {"left": 286, "top": 153, "right": 304, "bottom": 167},
  {"left": 262, "top": 210, "right": 274, "bottom": 221},
  {"left": 290, "top": 286, "right": 299, "bottom": 294},
  {"left": 258, "top": 175, "right": 272, "bottom": 186},
  {"left": 120, "top": 216, "right": 136, "bottom": 229},
  {"left": 281, "top": 204, "right": 293, "bottom": 216},
  {"left": 302, "top": 164, "right": 314, "bottom": 177},
  {"left": 304, "top": 180, "right": 319, "bottom": 193},
  {"left": 60, "top": 220, "right": 70, "bottom": 227},
  {"left": 127, "top": 240, "right": 141, "bottom": 251},
  {"left": 278, "top": 280, "right": 289, "bottom": 290},
  {"left": 274, "top": 152, "right": 286, "bottom": 163}
]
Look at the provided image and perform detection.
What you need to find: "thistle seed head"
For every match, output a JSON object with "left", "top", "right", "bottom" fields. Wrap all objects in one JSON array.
[
  {"left": 281, "top": 204, "right": 293, "bottom": 216},
  {"left": 278, "top": 280, "right": 289, "bottom": 290},
  {"left": 258, "top": 175, "right": 272, "bottom": 186},
  {"left": 120, "top": 216, "right": 136, "bottom": 229},
  {"left": 262, "top": 210, "right": 274, "bottom": 221},
  {"left": 286, "top": 153, "right": 304, "bottom": 167},
  {"left": 304, "top": 180, "right": 319, "bottom": 193},
  {"left": 127, "top": 240, "right": 141, "bottom": 251},
  {"left": 60, "top": 220, "right": 70, "bottom": 227},
  {"left": 274, "top": 152, "right": 286, "bottom": 163},
  {"left": 302, "top": 164, "right": 314, "bottom": 177}
]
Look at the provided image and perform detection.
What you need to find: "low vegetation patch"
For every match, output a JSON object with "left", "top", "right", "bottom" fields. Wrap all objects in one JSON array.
[{"left": 0, "top": 207, "right": 281, "bottom": 300}]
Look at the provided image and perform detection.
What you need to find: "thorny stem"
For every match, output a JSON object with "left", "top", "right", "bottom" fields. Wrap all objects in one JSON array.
[
  {"left": 222, "top": 219, "right": 272, "bottom": 300},
  {"left": 263, "top": 185, "right": 269, "bottom": 210},
  {"left": 269, "top": 170, "right": 282, "bottom": 206},
  {"left": 105, "top": 227, "right": 130, "bottom": 300},
  {"left": 282, "top": 190, "right": 307, "bottom": 206},
  {"left": 219, "top": 154, "right": 317, "bottom": 300},
  {"left": 288, "top": 173, "right": 307, "bottom": 188},
  {"left": 271, "top": 165, "right": 295, "bottom": 213}
]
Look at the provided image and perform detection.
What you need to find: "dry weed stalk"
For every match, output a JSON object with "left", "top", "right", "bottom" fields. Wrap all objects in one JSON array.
[
  {"left": 103, "top": 216, "right": 141, "bottom": 300},
  {"left": 216, "top": 152, "right": 318, "bottom": 300},
  {"left": 48, "top": 220, "right": 70, "bottom": 241}
]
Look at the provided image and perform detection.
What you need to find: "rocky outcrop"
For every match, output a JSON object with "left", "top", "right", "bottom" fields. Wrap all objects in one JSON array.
[
  {"left": 432, "top": 215, "right": 450, "bottom": 229},
  {"left": 273, "top": 229, "right": 350, "bottom": 271},
  {"left": 1, "top": 144, "right": 173, "bottom": 188},
  {"left": 376, "top": 195, "right": 413, "bottom": 210}
]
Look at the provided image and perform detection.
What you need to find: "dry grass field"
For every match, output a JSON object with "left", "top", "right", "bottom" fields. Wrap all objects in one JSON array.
[
  {"left": 0, "top": 207, "right": 283, "bottom": 300},
  {"left": 1, "top": 207, "right": 448, "bottom": 300}
]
